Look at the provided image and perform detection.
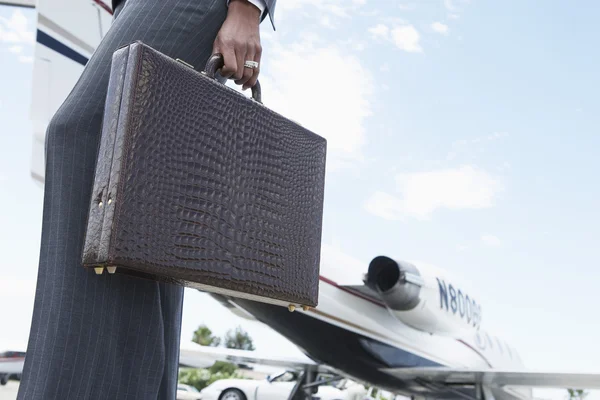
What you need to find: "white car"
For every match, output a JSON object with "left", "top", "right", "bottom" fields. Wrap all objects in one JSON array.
[
  {"left": 200, "top": 370, "right": 348, "bottom": 400},
  {"left": 177, "top": 383, "right": 203, "bottom": 400}
]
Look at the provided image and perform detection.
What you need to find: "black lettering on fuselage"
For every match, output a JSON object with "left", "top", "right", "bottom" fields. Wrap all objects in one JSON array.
[
  {"left": 437, "top": 278, "right": 448, "bottom": 311},
  {"left": 436, "top": 277, "right": 481, "bottom": 329},
  {"left": 449, "top": 285, "right": 457, "bottom": 314},
  {"left": 465, "top": 295, "right": 471, "bottom": 323}
]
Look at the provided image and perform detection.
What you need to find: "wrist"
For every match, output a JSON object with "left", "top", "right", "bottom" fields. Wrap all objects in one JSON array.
[{"left": 228, "top": 0, "right": 261, "bottom": 20}]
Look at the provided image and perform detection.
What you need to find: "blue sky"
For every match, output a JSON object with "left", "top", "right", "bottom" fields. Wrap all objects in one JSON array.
[{"left": 1, "top": 1, "right": 600, "bottom": 398}]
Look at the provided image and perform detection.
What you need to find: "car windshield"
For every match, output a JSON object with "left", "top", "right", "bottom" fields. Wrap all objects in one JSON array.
[{"left": 271, "top": 371, "right": 297, "bottom": 382}]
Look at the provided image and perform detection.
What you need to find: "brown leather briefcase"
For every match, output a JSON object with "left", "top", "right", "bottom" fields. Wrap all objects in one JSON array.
[{"left": 81, "top": 41, "right": 327, "bottom": 309}]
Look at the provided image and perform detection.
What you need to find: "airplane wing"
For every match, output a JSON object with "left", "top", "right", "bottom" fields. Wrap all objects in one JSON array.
[
  {"left": 207, "top": 293, "right": 259, "bottom": 322},
  {"left": 0, "top": 0, "right": 34, "bottom": 7},
  {"left": 179, "top": 341, "right": 334, "bottom": 374},
  {"left": 381, "top": 367, "right": 600, "bottom": 389},
  {"left": 0, "top": 342, "right": 325, "bottom": 379}
]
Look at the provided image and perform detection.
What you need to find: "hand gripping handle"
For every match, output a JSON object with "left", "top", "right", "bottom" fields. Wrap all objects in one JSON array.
[{"left": 204, "top": 53, "right": 262, "bottom": 103}]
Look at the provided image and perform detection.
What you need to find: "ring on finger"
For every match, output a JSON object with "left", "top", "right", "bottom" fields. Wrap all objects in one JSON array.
[{"left": 244, "top": 60, "right": 259, "bottom": 69}]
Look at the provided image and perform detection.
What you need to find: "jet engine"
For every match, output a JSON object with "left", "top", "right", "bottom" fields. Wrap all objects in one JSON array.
[{"left": 365, "top": 256, "right": 481, "bottom": 338}]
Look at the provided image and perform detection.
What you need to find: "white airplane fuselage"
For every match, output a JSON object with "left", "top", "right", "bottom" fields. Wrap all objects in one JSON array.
[{"left": 223, "top": 261, "right": 532, "bottom": 400}]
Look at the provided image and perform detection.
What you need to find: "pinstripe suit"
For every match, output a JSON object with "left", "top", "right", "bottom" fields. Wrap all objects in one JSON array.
[{"left": 18, "top": 1, "right": 275, "bottom": 399}]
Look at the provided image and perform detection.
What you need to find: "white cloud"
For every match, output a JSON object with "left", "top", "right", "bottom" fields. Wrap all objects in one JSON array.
[
  {"left": 351, "top": 40, "right": 367, "bottom": 51},
  {"left": 320, "top": 243, "right": 367, "bottom": 284},
  {"left": 481, "top": 234, "right": 502, "bottom": 247},
  {"left": 444, "top": 0, "right": 471, "bottom": 20},
  {"left": 368, "top": 23, "right": 423, "bottom": 53},
  {"left": 320, "top": 15, "right": 335, "bottom": 29},
  {"left": 325, "top": 4, "right": 349, "bottom": 18},
  {"left": 391, "top": 25, "right": 422, "bottom": 53},
  {"left": 277, "top": 0, "right": 365, "bottom": 21},
  {"left": 399, "top": 3, "right": 416, "bottom": 11},
  {"left": 365, "top": 165, "right": 502, "bottom": 220},
  {"left": 444, "top": 0, "right": 456, "bottom": 11},
  {"left": 0, "top": 9, "right": 35, "bottom": 45},
  {"left": 257, "top": 40, "right": 374, "bottom": 170},
  {"left": 368, "top": 23, "right": 389, "bottom": 39},
  {"left": 18, "top": 55, "right": 33, "bottom": 63},
  {"left": 432, "top": 22, "right": 449, "bottom": 35},
  {"left": 8, "top": 45, "right": 22, "bottom": 53},
  {"left": 364, "top": 191, "right": 405, "bottom": 221}
]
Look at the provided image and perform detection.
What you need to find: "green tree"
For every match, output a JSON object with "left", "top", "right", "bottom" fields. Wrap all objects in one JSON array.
[
  {"left": 178, "top": 367, "right": 247, "bottom": 392},
  {"left": 178, "top": 368, "right": 212, "bottom": 391},
  {"left": 209, "top": 361, "right": 237, "bottom": 375},
  {"left": 192, "top": 324, "right": 221, "bottom": 347},
  {"left": 567, "top": 389, "right": 589, "bottom": 400},
  {"left": 224, "top": 325, "right": 255, "bottom": 350}
]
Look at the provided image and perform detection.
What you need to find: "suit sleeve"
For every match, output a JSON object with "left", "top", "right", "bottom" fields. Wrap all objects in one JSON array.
[
  {"left": 226, "top": 0, "right": 276, "bottom": 30},
  {"left": 262, "top": 0, "right": 276, "bottom": 30}
]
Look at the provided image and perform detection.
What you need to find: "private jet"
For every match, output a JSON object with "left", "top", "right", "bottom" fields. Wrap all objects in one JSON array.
[{"left": 3, "top": 0, "right": 600, "bottom": 399}]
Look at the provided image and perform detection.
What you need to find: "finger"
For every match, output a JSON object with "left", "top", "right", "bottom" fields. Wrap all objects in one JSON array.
[
  {"left": 236, "top": 51, "right": 255, "bottom": 88},
  {"left": 243, "top": 45, "right": 262, "bottom": 90},
  {"left": 221, "top": 48, "right": 238, "bottom": 79},
  {"left": 233, "top": 43, "right": 247, "bottom": 82},
  {"left": 214, "top": 41, "right": 237, "bottom": 79}
]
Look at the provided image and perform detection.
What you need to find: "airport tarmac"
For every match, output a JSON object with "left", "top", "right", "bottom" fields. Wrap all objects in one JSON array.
[{"left": 0, "top": 381, "right": 18, "bottom": 400}]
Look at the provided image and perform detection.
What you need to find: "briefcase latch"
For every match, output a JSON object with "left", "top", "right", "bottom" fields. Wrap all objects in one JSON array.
[{"left": 175, "top": 58, "right": 195, "bottom": 70}]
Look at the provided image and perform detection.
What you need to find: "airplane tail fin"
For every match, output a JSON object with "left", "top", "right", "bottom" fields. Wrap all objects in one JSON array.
[{"left": 29, "top": 0, "right": 114, "bottom": 186}]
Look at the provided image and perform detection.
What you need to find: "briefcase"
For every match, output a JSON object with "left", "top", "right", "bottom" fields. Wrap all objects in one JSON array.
[{"left": 82, "top": 41, "right": 327, "bottom": 309}]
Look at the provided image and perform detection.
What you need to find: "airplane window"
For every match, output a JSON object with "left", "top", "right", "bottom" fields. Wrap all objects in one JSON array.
[
  {"left": 484, "top": 332, "right": 494, "bottom": 350},
  {"left": 476, "top": 331, "right": 486, "bottom": 350}
]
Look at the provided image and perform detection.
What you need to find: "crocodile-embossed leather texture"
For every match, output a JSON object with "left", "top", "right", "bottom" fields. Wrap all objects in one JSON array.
[{"left": 82, "top": 42, "right": 327, "bottom": 307}]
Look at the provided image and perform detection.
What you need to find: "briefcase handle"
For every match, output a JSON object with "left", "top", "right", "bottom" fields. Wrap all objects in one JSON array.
[{"left": 204, "top": 53, "right": 262, "bottom": 104}]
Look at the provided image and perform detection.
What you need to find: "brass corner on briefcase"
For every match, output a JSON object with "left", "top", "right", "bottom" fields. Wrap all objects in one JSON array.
[
  {"left": 93, "top": 266, "right": 117, "bottom": 275},
  {"left": 288, "top": 305, "right": 313, "bottom": 312}
]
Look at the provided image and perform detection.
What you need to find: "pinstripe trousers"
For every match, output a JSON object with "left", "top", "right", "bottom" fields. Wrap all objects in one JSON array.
[{"left": 18, "top": 1, "right": 229, "bottom": 399}]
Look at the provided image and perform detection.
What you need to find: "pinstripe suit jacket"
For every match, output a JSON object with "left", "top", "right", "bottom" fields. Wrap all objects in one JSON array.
[{"left": 112, "top": 0, "right": 277, "bottom": 29}]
